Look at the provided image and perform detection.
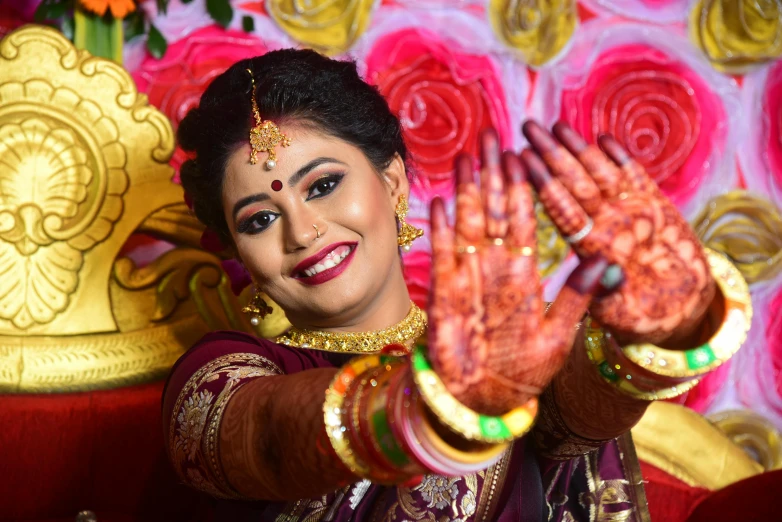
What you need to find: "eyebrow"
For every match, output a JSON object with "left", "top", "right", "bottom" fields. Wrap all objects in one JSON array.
[{"left": 231, "top": 157, "right": 347, "bottom": 220}]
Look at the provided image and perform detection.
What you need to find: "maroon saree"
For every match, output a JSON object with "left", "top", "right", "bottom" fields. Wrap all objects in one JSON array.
[{"left": 162, "top": 331, "right": 650, "bottom": 521}]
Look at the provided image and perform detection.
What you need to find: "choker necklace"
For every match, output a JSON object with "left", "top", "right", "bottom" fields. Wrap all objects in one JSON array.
[{"left": 276, "top": 302, "right": 426, "bottom": 354}]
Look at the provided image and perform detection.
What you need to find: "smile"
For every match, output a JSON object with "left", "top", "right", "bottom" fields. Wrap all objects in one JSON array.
[{"left": 293, "top": 242, "right": 357, "bottom": 285}]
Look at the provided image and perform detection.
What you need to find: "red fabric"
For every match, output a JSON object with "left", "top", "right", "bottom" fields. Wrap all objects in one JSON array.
[
  {"left": 641, "top": 461, "right": 711, "bottom": 522},
  {"left": 688, "top": 469, "right": 781, "bottom": 522},
  {"left": 0, "top": 382, "right": 209, "bottom": 522}
]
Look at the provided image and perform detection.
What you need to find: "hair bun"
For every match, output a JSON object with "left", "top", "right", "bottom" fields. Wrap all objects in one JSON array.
[{"left": 177, "top": 108, "right": 203, "bottom": 152}]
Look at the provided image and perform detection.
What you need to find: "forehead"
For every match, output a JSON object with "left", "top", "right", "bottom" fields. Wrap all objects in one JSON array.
[{"left": 223, "top": 124, "right": 368, "bottom": 195}]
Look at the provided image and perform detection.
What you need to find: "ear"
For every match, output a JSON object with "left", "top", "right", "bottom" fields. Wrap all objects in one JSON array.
[{"left": 382, "top": 153, "right": 410, "bottom": 204}]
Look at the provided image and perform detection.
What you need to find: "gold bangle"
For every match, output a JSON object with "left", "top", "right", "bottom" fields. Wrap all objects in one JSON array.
[
  {"left": 411, "top": 346, "right": 538, "bottom": 443},
  {"left": 584, "top": 324, "right": 701, "bottom": 400},
  {"left": 324, "top": 354, "right": 398, "bottom": 476},
  {"left": 618, "top": 248, "right": 752, "bottom": 379}
]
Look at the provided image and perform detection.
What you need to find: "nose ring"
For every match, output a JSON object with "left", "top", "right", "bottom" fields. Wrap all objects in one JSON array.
[{"left": 313, "top": 224, "right": 321, "bottom": 239}]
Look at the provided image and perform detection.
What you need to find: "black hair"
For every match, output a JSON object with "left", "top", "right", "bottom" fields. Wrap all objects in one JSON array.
[{"left": 178, "top": 49, "right": 408, "bottom": 243}]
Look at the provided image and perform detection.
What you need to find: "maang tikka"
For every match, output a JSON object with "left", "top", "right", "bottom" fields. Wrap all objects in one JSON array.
[{"left": 246, "top": 68, "right": 291, "bottom": 170}]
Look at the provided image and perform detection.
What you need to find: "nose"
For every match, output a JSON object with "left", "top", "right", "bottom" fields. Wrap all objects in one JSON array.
[{"left": 283, "top": 207, "right": 327, "bottom": 252}]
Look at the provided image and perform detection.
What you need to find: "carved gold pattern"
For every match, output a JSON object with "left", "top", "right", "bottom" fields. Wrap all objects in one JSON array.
[
  {"left": 0, "top": 26, "right": 264, "bottom": 392},
  {"left": 708, "top": 409, "right": 782, "bottom": 470}
]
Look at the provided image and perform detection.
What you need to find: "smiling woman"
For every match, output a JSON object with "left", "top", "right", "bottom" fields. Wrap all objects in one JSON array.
[{"left": 163, "top": 49, "right": 749, "bottom": 521}]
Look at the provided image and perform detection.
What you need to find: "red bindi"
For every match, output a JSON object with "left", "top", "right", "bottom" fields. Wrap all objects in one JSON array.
[{"left": 271, "top": 179, "right": 283, "bottom": 192}]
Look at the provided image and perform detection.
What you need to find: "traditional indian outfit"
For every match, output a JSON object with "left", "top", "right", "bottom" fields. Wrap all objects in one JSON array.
[{"left": 163, "top": 330, "right": 650, "bottom": 521}]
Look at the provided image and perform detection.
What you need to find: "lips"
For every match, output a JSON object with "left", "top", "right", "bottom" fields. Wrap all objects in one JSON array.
[{"left": 292, "top": 241, "right": 357, "bottom": 285}]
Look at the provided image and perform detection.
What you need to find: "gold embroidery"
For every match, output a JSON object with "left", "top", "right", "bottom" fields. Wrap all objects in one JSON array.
[
  {"left": 476, "top": 445, "right": 513, "bottom": 521},
  {"left": 169, "top": 352, "right": 282, "bottom": 498},
  {"left": 579, "top": 451, "right": 635, "bottom": 522}
]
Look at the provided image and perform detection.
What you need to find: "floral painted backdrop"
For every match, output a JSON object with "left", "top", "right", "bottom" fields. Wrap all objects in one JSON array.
[{"left": 3, "top": 0, "right": 782, "bottom": 429}]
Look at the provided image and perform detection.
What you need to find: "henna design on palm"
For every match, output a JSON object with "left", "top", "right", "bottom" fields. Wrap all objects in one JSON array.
[
  {"left": 428, "top": 130, "right": 610, "bottom": 417},
  {"left": 521, "top": 121, "right": 716, "bottom": 346}
]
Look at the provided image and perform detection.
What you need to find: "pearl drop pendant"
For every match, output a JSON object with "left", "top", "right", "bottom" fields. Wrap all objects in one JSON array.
[
  {"left": 265, "top": 159, "right": 276, "bottom": 170},
  {"left": 250, "top": 316, "right": 260, "bottom": 326}
]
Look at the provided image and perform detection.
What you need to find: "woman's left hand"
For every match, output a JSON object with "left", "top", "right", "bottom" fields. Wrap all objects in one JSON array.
[{"left": 520, "top": 121, "right": 716, "bottom": 346}]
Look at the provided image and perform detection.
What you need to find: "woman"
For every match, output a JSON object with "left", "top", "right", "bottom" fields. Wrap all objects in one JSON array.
[{"left": 163, "top": 49, "right": 749, "bottom": 521}]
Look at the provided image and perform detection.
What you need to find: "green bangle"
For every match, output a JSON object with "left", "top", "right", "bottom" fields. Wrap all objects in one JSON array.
[
  {"left": 584, "top": 325, "right": 701, "bottom": 400},
  {"left": 411, "top": 346, "right": 538, "bottom": 443},
  {"left": 618, "top": 248, "right": 752, "bottom": 379}
]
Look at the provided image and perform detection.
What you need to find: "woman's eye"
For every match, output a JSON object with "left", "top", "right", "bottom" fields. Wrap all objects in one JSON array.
[
  {"left": 307, "top": 174, "right": 343, "bottom": 200},
  {"left": 238, "top": 212, "right": 279, "bottom": 234}
]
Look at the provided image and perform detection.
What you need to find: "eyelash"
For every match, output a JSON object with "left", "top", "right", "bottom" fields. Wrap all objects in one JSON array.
[{"left": 236, "top": 173, "right": 345, "bottom": 235}]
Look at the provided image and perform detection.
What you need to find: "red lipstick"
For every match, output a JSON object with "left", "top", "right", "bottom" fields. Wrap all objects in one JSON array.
[{"left": 292, "top": 242, "right": 357, "bottom": 286}]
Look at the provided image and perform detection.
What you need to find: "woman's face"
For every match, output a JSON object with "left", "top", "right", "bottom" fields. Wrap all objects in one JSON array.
[{"left": 222, "top": 124, "right": 410, "bottom": 329}]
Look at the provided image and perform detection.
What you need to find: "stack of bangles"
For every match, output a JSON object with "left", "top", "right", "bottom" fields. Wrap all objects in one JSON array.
[
  {"left": 584, "top": 248, "right": 752, "bottom": 401},
  {"left": 323, "top": 346, "right": 539, "bottom": 483}
]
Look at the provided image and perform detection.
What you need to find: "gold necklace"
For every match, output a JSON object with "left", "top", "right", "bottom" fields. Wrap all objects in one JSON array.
[{"left": 276, "top": 302, "right": 426, "bottom": 354}]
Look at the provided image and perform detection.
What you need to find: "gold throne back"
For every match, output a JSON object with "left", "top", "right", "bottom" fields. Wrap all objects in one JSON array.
[{"left": 0, "top": 25, "right": 288, "bottom": 393}]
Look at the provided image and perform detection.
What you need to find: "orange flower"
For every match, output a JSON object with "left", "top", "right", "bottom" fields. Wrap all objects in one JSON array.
[{"left": 79, "top": 0, "right": 136, "bottom": 18}]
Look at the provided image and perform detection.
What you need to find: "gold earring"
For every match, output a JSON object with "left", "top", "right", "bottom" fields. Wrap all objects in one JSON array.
[
  {"left": 395, "top": 194, "right": 424, "bottom": 251},
  {"left": 242, "top": 286, "right": 273, "bottom": 326}
]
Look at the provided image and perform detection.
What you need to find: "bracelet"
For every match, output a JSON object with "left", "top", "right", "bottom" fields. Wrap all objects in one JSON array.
[
  {"left": 411, "top": 346, "right": 538, "bottom": 443},
  {"left": 584, "top": 323, "right": 701, "bottom": 400},
  {"left": 324, "top": 354, "right": 398, "bottom": 477},
  {"left": 344, "top": 364, "right": 406, "bottom": 484},
  {"left": 400, "top": 383, "right": 508, "bottom": 476},
  {"left": 618, "top": 248, "right": 752, "bottom": 379}
]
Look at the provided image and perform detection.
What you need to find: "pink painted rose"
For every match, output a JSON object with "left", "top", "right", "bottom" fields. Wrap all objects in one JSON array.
[
  {"left": 766, "top": 286, "right": 782, "bottom": 401},
  {"left": 138, "top": 0, "right": 213, "bottom": 43},
  {"left": 132, "top": 26, "right": 270, "bottom": 178},
  {"left": 579, "top": 0, "right": 689, "bottom": 23},
  {"left": 740, "top": 61, "right": 782, "bottom": 209},
  {"left": 534, "top": 21, "right": 740, "bottom": 216},
  {"left": 402, "top": 249, "right": 431, "bottom": 310},
  {"left": 363, "top": 26, "right": 513, "bottom": 201}
]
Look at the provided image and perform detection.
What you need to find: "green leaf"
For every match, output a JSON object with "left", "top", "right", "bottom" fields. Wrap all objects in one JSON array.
[
  {"left": 124, "top": 11, "right": 146, "bottom": 41},
  {"left": 147, "top": 24, "right": 168, "bottom": 60},
  {"left": 182, "top": 0, "right": 196, "bottom": 4},
  {"left": 34, "top": 0, "right": 69, "bottom": 23},
  {"left": 241, "top": 15, "right": 254, "bottom": 33},
  {"left": 156, "top": 0, "right": 169, "bottom": 15},
  {"left": 206, "top": 0, "right": 233, "bottom": 28}
]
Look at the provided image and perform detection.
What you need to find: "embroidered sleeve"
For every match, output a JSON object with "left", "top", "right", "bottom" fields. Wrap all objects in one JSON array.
[
  {"left": 168, "top": 352, "right": 282, "bottom": 498},
  {"left": 532, "top": 385, "right": 612, "bottom": 461}
]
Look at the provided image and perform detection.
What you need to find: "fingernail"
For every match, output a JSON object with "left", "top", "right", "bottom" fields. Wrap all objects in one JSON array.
[
  {"left": 481, "top": 129, "right": 500, "bottom": 167},
  {"left": 502, "top": 151, "right": 526, "bottom": 184},
  {"left": 598, "top": 136, "right": 630, "bottom": 165},
  {"left": 455, "top": 154, "right": 475, "bottom": 186},
  {"left": 600, "top": 264, "right": 624, "bottom": 291},
  {"left": 522, "top": 121, "right": 557, "bottom": 152},
  {"left": 552, "top": 122, "right": 587, "bottom": 153},
  {"left": 520, "top": 149, "right": 551, "bottom": 190},
  {"left": 568, "top": 254, "right": 609, "bottom": 295}
]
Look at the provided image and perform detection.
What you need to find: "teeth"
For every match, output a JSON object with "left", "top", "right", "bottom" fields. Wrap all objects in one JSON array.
[{"left": 303, "top": 247, "right": 351, "bottom": 277}]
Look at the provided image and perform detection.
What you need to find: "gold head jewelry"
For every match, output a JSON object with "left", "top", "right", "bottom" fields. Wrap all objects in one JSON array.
[
  {"left": 277, "top": 301, "right": 426, "bottom": 354},
  {"left": 242, "top": 287, "right": 274, "bottom": 326},
  {"left": 395, "top": 194, "right": 424, "bottom": 252},
  {"left": 246, "top": 68, "right": 291, "bottom": 170}
]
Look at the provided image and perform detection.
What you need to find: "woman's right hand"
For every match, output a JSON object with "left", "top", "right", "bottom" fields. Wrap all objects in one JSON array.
[{"left": 427, "top": 130, "right": 610, "bottom": 416}]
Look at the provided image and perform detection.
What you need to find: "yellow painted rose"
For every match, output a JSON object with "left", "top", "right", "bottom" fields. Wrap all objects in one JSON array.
[
  {"left": 267, "top": 0, "right": 377, "bottom": 55},
  {"left": 488, "top": 0, "right": 577, "bottom": 67},
  {"left": 690, "top": 0, "right": 782, "bottom": 73}
]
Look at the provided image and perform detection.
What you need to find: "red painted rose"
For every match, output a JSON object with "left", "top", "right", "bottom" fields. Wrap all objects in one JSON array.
[{"left": 364, "top": 27, "right": 512, "bottom": 201}]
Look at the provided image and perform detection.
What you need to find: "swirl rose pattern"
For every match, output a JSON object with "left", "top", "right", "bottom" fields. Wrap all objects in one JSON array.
[
  {"left": 132, "top": 26, "right": 272, "bottom": 177},
  {"left": 363, "top": 25, "right": 514, "bottom": 200}
]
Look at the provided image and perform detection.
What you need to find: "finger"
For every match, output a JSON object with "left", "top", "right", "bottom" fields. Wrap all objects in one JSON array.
[
  {"left": 480, "top": 129, "right": 508, "bottom": 239},
  {"left": 502, "top": 151, "right": 536, "bottom": 253},
  {"left": 430, "top": 197, "right": 456, "bottom": 277},
  {"left": 520, "top": 148, "right": 592, "bottom": 250},
  {"left": 522, "top": 120, "right": 602, "bottom": 215},
  {"left": 539, "top": 255, "right": 610, "bottom": 377},
  {"left": 553, "top": 122, "right": 626, "bottom": 200},
  {"left": 454, "top": 154, "right": 485, "bottom": 250},
  {"left": 598, "top": 135, "right": 658, "bottom": 195}
]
